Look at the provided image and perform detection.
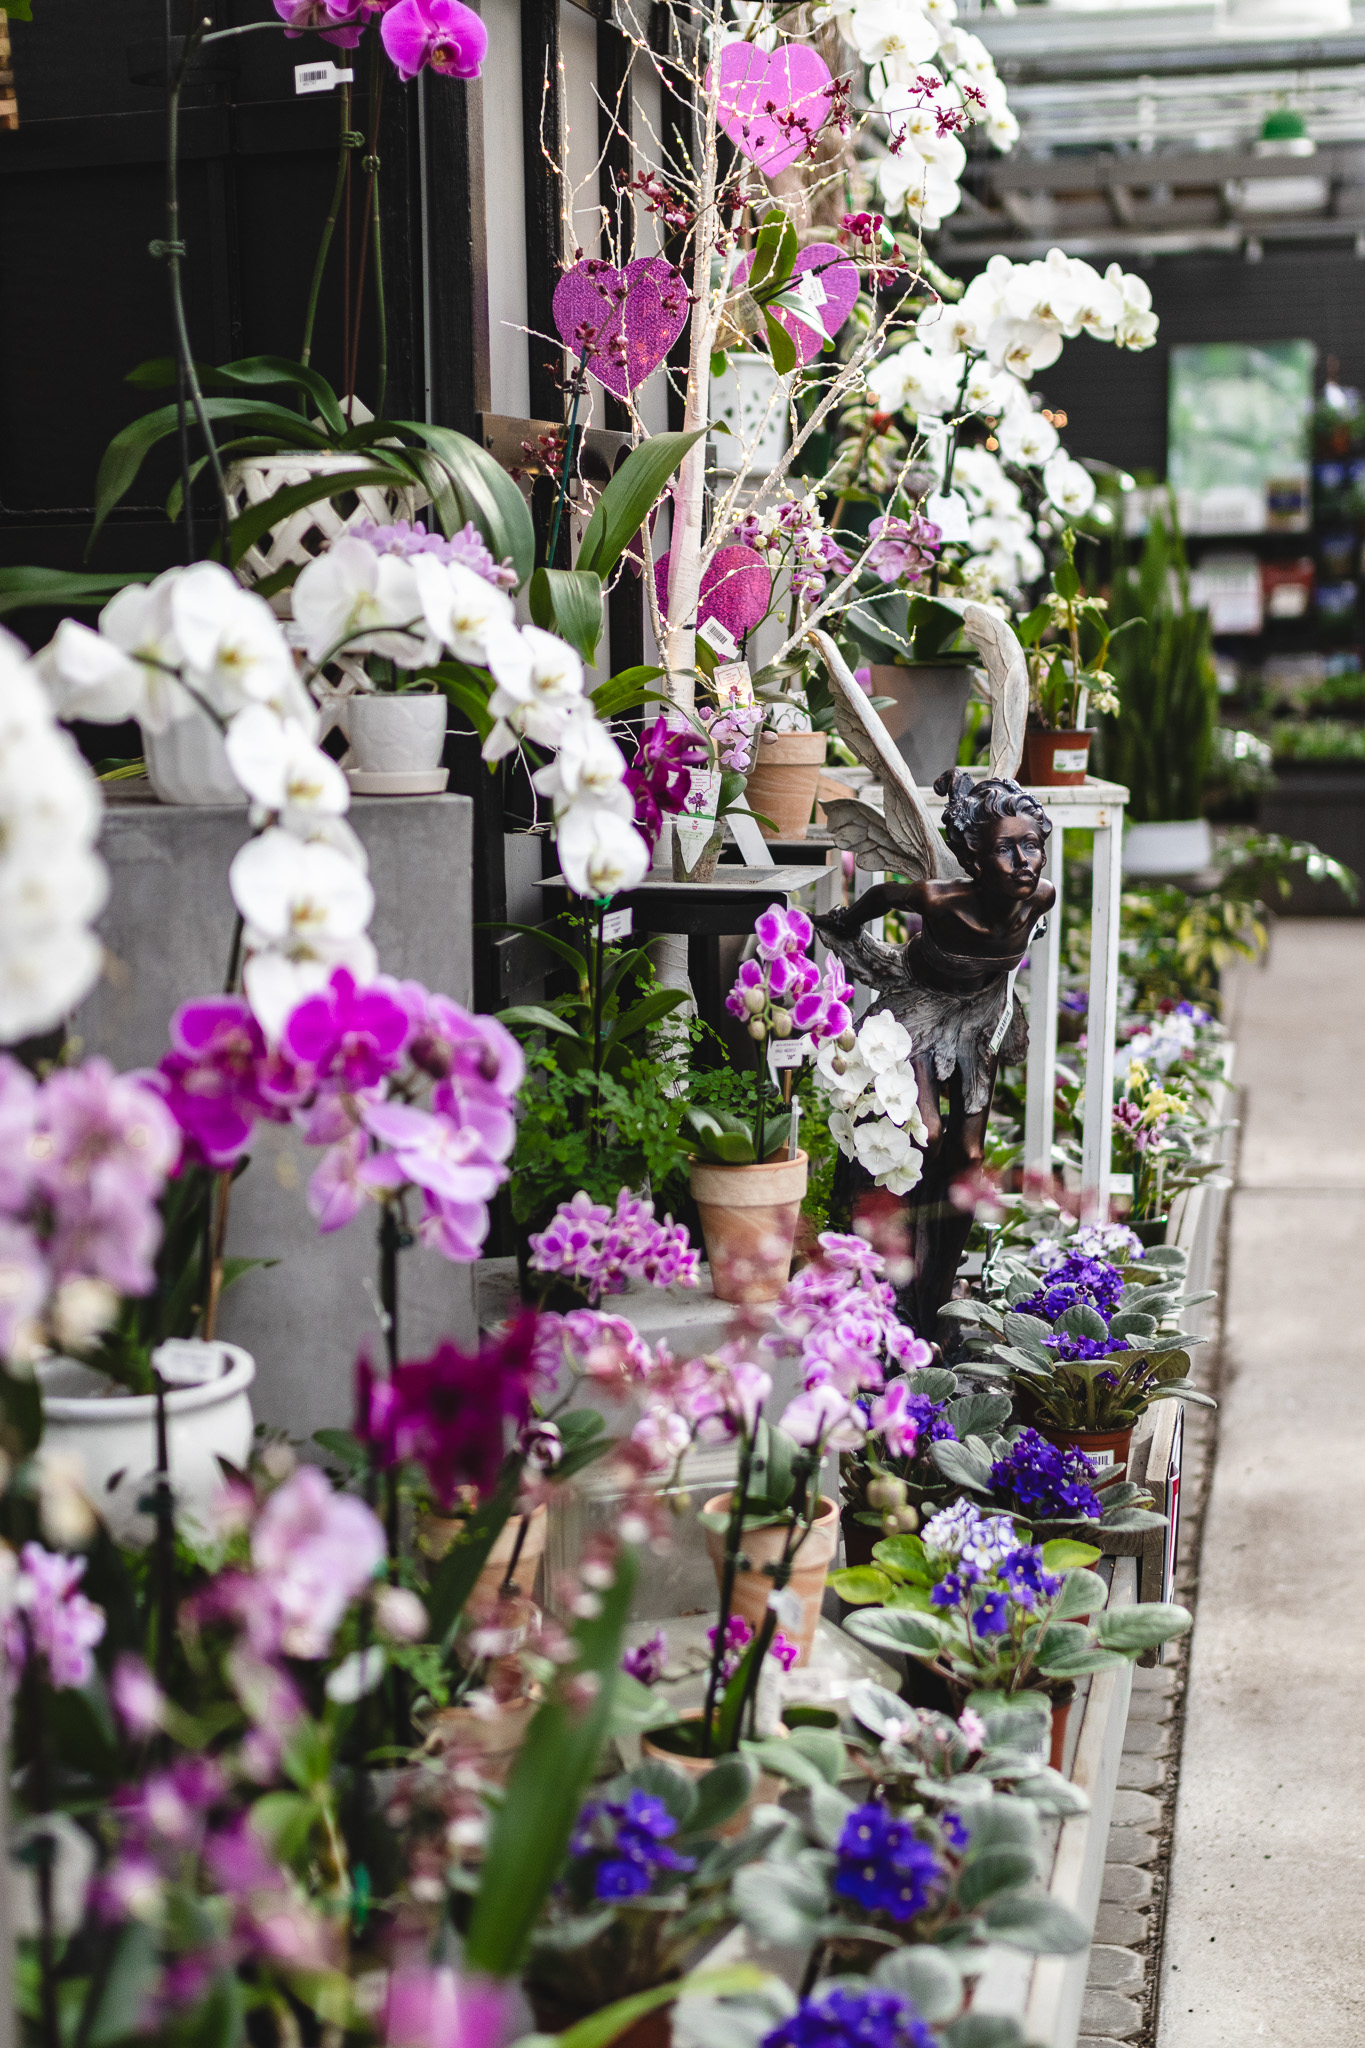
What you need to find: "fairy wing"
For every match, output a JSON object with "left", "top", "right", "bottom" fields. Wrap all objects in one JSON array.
[
  {"left": 807, "top": 627, "right": 966, "bottom": 882},
  {"left": 962, "top": 601, "right": 1028, "bottom": 782}
]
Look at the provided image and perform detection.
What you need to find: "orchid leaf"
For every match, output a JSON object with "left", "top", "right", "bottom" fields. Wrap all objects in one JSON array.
[
  {"left": 0, "top": 567, "right": 154, "bottom": 619},
  {"left": 576, "top": 430, "right": 706, "bottom": 582},
  {"left": 591, "top": 665, "right": 666, "bottom": 718},
  {"left": 530, "top": 567, "right": 604, "bottom": 665},
  {"left": 90, "top": 398, "right": 330, "bottom": 549}
]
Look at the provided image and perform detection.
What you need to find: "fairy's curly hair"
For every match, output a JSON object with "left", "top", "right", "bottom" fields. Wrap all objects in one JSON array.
[{"left": 931, "top": 768, "right": 1051, "bottom": 874}]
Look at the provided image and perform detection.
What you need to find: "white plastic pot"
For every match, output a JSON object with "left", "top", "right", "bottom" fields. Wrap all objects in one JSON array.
[
  {"left": 143, "top": 711, "right": 245, "bottom": 806},
  {"left": 1123, "top": 818, "right": 1214, "bottom": 877},
  {"left": 37, "top": 1340, "right": 256, "bottom": 1543},
  {"left": 342, "top": 693, "right": 448, "bottom": 772}
]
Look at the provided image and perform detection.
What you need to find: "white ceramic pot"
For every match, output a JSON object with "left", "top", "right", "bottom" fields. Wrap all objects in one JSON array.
[
  {"left": 1123, "top": 818, "right": 1214, "bottom": 877},
  {"left": 342, "top": 693, "right": 448, "bottom": 772},
  {"left": 37, "top": 1340, "right": 256, "bottom": 1544},
  {"left": 143, "top": 711, "right": 245, "bottom": 806}
]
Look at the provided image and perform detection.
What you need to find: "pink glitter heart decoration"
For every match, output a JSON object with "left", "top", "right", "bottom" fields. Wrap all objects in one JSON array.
[
  {"left": 655, "top": 544, "right": 771, "bottom": 639},
  {"left": 551, "top": 255, "right": 690, "bottom": 399},
  {"left": 734, "top": 242, "right": 860, "bottom": 366},
  {"left": 708, "top": 42, "right": 835, "bottom": 177}
]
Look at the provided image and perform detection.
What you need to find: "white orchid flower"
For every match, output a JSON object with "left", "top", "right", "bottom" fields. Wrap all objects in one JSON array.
[
  {"left": 556, "top": 806, "right": 650, "bottom": 898},
  {"left": 230, "top": 826, "right": 374, "bottom": 952},
  {"left": 169, "top": 562, "right": 302, "bottom": 720},
  {"left": 482, "top": 623, "right": 588, "bottom": 761},
  {"left": 854, "top": 1115, "right": 915, "bottom": 1179},
  {"left": 0, "top": 847, "right": 108, "bottom": 936},
  {"left": 1044, "top": 452, "right": 1097, "bottom": 520},
  {"left": 34, "top": 619, "right": 149, "bottom": 727},
  {"left": 98, "top": 578, "right": 194, "bottom": 733},
  {"left": 531, "top": 711, "right": 630, "bottom": 818},
  {"left": 848, "top": 0, "right": 938, "bottom": 66},
  {"left": 411, "top": 555, "right": 516, "bottom": 665},
  {"left": 293, "top": 538, "right": 434, "bottom": 669},
  {"left": 0, "top": 929, "right": 105, "bottom": 1045},
  {"left": 224, "top": 705, "right": 350, "bottom": 817},
  {"left": 873, "top": 1067, "right": 928, "bottom": 1136},
  {"left": 855, "top": 1009, "right": 915, "bottom": 1074},
  {"left": 866, "top": 341, "right": 960, "bottom": 420},
  {"left": 985, "top": 316, "right": 1064, "bottom": 379},
  {"left": 996, "top": 408, "right": 1059, "bottom": 467}
]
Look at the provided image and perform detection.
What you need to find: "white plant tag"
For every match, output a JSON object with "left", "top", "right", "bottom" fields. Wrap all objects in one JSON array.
[
  {"left": 698, "top": 615, "right": 739, "bottom": 659},
  {"left": 768, "top": 1586, "right": 804, "bottom": 1630},
  {"left": 602, "top": 907, "right": 633, "bottom": 941},
  {"left": 673, "top": 815, "right": 714, "bottom": 874},
  {"left": 295, "top": 60, "right": 355, "bottom": 93},
  {"left": 769, "top": 1037, "right": 808, "bottom": 1069},
  {"left": 927, "top": 489, "right": 971, "bottom": 542},
  {"left": 1051, "top": 746, "right": 1088, "bottom": 775},
  {"left": 713, "top": 660, "right": 754, "bottom": 708}
]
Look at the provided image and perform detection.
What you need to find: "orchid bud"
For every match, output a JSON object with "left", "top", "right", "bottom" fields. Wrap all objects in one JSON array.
[
  {"left": 772, "top": 1009, "right": 793, "bottom": 1039},
  {"left": 747, "top": 1018, "right": 767, "bottom": 1041},
  {"left": 867, "top": 1476, "right": 907, "bottom": 1512},
  {"left": 743, "top": 988, "right": 766, "bottom": 1015},
  {"left": 831, "top": 1053, "right": 847, "bottom": 1075},
  {"left": 838, "top": 1027, "right": 858, "bottom": 1052}
]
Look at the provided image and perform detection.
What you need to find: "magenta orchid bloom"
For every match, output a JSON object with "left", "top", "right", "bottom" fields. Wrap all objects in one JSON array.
[
  {"left": 383, "top": 1967, "right": 511, "bottom": 2048},
  {"left": 249, "top": 1465, "right": 386, "bottom": 1659},
  {"left": 273, "top": 0, "right": 368, "bottom": 47},
  {"left": 281, "top": 967, "right": 412, "bottom": 1091},
  {"left": 356, "top": 1313, "right": 542, "bottom": 1503},
  {"left": 360, "top": 1099, "right": 506, "bottom": 1205},
  {"left": 753, "top": 902, "right": 814, "bottom": 961},
  {"left": 380, "top": 0, "right": 487, "bottom": 79},
  {"left": 3, "top": 1543, "right": 107, "bottom": 1690},
  {"left": 157, "top": 996, "right": 275, "bottom": 1169},
  {"left": 307, "top": 1129, "right": 405, "bottom": 1233}
]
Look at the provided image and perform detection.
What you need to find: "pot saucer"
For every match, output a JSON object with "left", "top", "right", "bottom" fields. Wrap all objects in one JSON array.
[{"left": 344, "top": 767, "right": 450, "bottom": 795}]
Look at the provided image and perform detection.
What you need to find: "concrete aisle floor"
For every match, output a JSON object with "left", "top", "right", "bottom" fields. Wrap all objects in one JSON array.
[{"left": 1157, "top": 921, "right": 1365, "bottom": 2047}]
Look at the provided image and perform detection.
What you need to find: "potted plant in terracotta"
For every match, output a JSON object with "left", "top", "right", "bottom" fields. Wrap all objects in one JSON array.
[
  {"left": 1015, "top": 528, "right": 1128, "bottom": 787},
  {"left": 523, "top": 1759, "right": 770, "bottom": 2043},
  {"left": 941, "top": 1244, "right": 1216, "bottom": 1476},
  {"left": 686, "top": 904, "right": 853, "bottom": 1302}
]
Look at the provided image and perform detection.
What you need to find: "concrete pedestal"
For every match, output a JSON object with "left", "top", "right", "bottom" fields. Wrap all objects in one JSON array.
[{"left": 73, "top": 788, "right": 478, "bottom": 1441}]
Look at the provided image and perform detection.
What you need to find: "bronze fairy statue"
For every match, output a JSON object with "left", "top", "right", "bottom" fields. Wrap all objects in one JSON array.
[{"left": 807, "top": 621, "right": 1054, "bottom": 1334}]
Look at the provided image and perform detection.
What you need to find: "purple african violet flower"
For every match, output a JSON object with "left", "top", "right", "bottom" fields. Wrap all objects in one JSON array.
[
  {"left": 380, "top": 0, "right": 487, "bottom": 79},
  {"left": 621, "top": 1627, "right": 668, "bottom": 1685},
  {"left": 989, "top": 1428, "right": 1102, "bottom": 1522},
  {"left": 832, "top": 1807, "right": 945, "bottom": 1923},
  {"left": 3, "top": 1542, "right": 106, "bottom": 1689},
  {"left": 764, "top": 1987, "right": 935, "bottom": 2048},
  {"left": 250, "top": 1465, "right": 386, "bottom": 1659},
  {"left": 282, "top": 966, "right": 412, "bottom": 1091},
  {"left": 868, "top": 1378, "right": 954, "bottom": 1459}
]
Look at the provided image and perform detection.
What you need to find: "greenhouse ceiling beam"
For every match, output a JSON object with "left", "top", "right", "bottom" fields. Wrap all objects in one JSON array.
[
  {"left": 989, "top": 36, "right": 1365, "bottom": 84},
  {"left": 937, "top": 216, "right": 1365, "bottom": 261},
  {"left": 981, "top": 140, "right": 1365, "bottom": 192}
]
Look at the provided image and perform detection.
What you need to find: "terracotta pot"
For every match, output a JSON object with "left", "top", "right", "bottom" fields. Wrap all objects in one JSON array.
[
  {"left": 869, "top": 663, "right": 976, "bottom": 785},
  {"left": 743, "top": 731, "right": 826, "bottom": 840},
  {"left": 641, "top": 1711, "right": 784, "bottom": 1835},
  {"left": 690, "top": 1149, "right": 808, "bottom": 1303},
  {"left": 426, "top": 1691, "right": 539, "bottom": 1785},
  {"left": 1039, "top": 1422, "right": 1136, "bottom": 1479},
  {"left": 702, "top": 1493, "right": 840, "bottom": 1664},
  {"left": 1021, "top": 727, "right": 1093, "bottom": 787},
  {"left": 1049, "top": 1692, "right": 1073, "bottom": 1773},
  {"left": 529, "top": 1986, "right": 674, "bottom": 2048},
  {"left": 457, "top": 1503, "right": 549, "bottom": 1616}
]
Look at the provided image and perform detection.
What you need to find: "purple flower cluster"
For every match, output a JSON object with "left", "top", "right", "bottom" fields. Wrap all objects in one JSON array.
[
  {"left": 726, "top": 905, "right": 854, "bottom": 1048},
  {"left": 349, "top": 517, "right": 518, "bottom": 589},
  {"left": 833, "top": 1803, "right": 945, "bottom": 1922},
  {"left": 768, "top": 1232, "right": 932, "bottom": 1401},
  {"left": 863, "top": 512, "right": 941, "bottom": 587},
  {"left": 928, "top": 1533, "right": 1062, "bottom": 1638},
  {"left": 989, "top": 1428, "right": 1103, "bottom": 1522},
  {"left": 621, "top": 1627, "right": 669, "bottom": 1685},
  {"left": 699, "top": 698, "right": 763, "bottom": 772},
  {"left": 528, "top": 1187, "right": 699, "bottom": 1304},
  {"left": 1013, "top": 1251, "right": 1124, "bottom": 1323},
  {"left": 356, "top": 1313, "right": 544, "bottom": 1505},
  {"left": 762, "top": 1987, "right": 936, "bottom": 2048},
  {"left": 569, "top": 1790, "right": 695, "bottom": 1901},
  {"left": 3, "top": 1543, "right": 106, "bottom": 1689},
  {"left": 732, "top": 503, "right": 853, "bottom": 605},
  {"left": 156, "top": 969, "right": 522, "bottom": 1266},
  {"left": 706, "top": 1612, "right": 798, "bottom": 1680},
  {"left": 275, "top": 0, "right": 487, "bottom": 81},
  {"left": 0, "top": 1055, "right": 179, "bottom": 1357},
  {"left": 625, "top": 717, "right": 709, "bottom": 852}
]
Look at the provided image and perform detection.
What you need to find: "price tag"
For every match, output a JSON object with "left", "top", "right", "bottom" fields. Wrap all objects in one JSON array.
[
  {"left": 295, "top": 60, "right": 355, "bottom": 93},
  {"left": 767, "top": 1035, "right": 808, "bottom": 1082},
  {"left": 926, "top": 489, "right": 971, "bottom": 543},
  {"left": 697, "top": 615, "right": 739, "bottom": 659},
  {"left": 602, "top": 907, "right": 633, "bottom": 942}
]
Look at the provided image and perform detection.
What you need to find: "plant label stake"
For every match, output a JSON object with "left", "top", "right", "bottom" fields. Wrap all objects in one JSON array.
[
  {"left": 728, "top": 808, "right": 774, "bottom": 867},
  {"left": 602, "top": 907, "right": 633, "bottom": 942},
  {"left": 295, "top": 61, "right": 355, "bottom": 93}
]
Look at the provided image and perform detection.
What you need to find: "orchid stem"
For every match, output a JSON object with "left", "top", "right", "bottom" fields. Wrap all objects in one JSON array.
[
  {"left": 547, "top": 346, "right": 590, "bottom": 567},
  {"left": 301, "top": 84, "right": 356, "bottom": 377},
  {"left": 702, "top": 1418, "right": 759, "bottom": 1756}
]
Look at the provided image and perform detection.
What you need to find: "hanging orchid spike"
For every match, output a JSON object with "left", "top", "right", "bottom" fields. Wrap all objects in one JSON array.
[{"left": 551, "top": 256, "right": 690, "bottom": 400}]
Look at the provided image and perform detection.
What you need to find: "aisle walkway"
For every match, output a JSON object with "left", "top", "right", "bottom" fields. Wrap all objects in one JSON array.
[{"left": 1157, "top": 922, "right": 1365, "bottom": 2047}]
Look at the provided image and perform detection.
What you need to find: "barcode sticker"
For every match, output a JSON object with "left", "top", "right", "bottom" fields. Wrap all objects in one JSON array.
[
  {"left": 295, "top": 61, "right": 355, "bottom": 94},
  {"left": 697, "top": 614, "right": 738, "bottom": 659},
  {"left": 602, "top": 907, "right": 633, "bottom": 941}
]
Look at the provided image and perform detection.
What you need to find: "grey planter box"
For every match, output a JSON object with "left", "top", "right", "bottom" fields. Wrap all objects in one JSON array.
[{"left": 73, "top": 789, "right": 478, "bottom": 1442}]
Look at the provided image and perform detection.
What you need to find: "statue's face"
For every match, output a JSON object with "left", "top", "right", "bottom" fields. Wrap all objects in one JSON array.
[{"left": 978, "top": 814, "right": 1047, "bottom": 900}]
